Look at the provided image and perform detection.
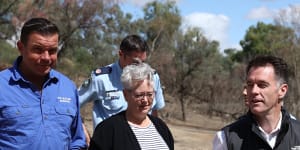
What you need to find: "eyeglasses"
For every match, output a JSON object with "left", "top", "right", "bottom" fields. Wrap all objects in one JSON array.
[{"left": 132, "top": 91, "right": 155, "bottom": 101}]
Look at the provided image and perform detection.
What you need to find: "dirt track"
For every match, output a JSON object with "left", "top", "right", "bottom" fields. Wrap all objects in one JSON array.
[
  {"left": 169, "top": 123, "right": 216, "bottom": 150},
  {"left": 165, "top": 113, "right": 230, "bottom": 150}
]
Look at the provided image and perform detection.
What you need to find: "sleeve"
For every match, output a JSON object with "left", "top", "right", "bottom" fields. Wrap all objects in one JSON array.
[
  {"left": 78, "top": 72, "right": 99, "bottom": 107},
  {"left": 70, "top": 88, "right": 87, "bottom": 149},
  {"left": 212, "top": 130, "right": 228, "bottom": 150},
  {"left": 152, "top": 73, "right": 165, "bottom": 110}
]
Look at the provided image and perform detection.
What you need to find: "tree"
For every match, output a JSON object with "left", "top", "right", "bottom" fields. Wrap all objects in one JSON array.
[
  {"left": 0, "top": 0, "right": 19, "bottom": 41},
  {"left": 274, "top": 4, "right": 300, "bottom": 38},
  {"left": 170, "top": 27, "right": 223, "bottom": 121},
  {"left": 0, "top": 40, "right": 18, "bottom": 66},
  {"left": 239, "top": 22, "right": 295, "bottom": 62},
  {"left": 141, "top": 1, "right": 181, "bottom": 54},
  {"left": 274, "top": 5, "right": 300, "bottom": 118}
]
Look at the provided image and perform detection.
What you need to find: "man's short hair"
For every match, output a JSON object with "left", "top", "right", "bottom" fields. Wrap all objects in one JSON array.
[
  {"left": 20, "top": 18, "right": 59, "bottom": 45},
  {"left": 119, "top": 34, "right": 149, "bottom": 54},
  {"left": 246, "top": 55, "right": 289, "bottom": 84}
]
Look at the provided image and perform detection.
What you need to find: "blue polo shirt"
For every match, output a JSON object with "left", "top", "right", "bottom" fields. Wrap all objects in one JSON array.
[
  {"left": 0, "top": 57, "right": 86, "bottom": 149},
  {"left": 78, "top": 61, "right": 165, "bottom": 129}
]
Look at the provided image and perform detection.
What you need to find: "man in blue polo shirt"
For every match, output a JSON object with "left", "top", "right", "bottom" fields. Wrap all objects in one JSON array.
[{"left": 0, "top": 18, "right": 86, "bottom": 149}]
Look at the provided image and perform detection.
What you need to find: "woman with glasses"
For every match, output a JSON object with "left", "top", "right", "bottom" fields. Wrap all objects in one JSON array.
[{"left": 88, "top": 62, "right": 174, "bottom": 150}]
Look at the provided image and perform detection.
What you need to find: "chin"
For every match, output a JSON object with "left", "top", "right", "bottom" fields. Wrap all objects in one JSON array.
[
  {"left": 39, "top": 71, "right": 50, "bottom": 76},
  {"left": 139, "top": 107, "right": 150, "bottom": 113},
  {"left": 38, "top": 68, "right": 51, "bottom": 75},
  {"left": 250, "top": 107, "right": 265, "bottom": 115}
]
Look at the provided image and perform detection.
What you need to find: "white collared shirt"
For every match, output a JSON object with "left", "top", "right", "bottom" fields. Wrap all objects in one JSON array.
[
  {"left": 212, "top": 113, "right": 283, "bottom": 150},
  {"left": 258, "top": 113, "right": 282, "bottom": 148}
]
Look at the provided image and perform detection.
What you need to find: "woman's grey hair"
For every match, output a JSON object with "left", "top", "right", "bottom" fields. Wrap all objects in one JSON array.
[{"left": 121, "top": 62, "right": 154, "bottom": 90}]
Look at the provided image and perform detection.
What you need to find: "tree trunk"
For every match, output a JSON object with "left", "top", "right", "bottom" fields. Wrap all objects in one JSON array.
[{"left": 179, "top": 93, "right": 186, "bottom": 121}]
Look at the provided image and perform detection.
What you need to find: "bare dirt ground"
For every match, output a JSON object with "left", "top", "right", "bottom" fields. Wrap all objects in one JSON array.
[
  {"left": 165, "top": 111, "right": 231, "bottom": 150},
  {"left": 81, "top": 102, "right": 232, "bottom": 150}
]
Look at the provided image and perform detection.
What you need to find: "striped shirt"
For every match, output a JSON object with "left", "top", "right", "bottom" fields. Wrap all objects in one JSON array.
[{"left": 130, "top": 122, "right": 169, "bottom": 150}]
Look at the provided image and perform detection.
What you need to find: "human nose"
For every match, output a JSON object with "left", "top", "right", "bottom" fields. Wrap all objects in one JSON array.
[
  {"left": 139, "top": 95, "right": 151, "bottom": 105},
  {"left": 140, "top": 94, "right": 149, "bottom": 101},
  {"left": 40, "top": 51, "right": 50, "bottom": 59},
  {"left": 250, "top": 84, "right": 260, "bottom": 94}
]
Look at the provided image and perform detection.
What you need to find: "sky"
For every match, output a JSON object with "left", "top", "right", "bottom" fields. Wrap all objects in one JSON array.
[{"left": 119, "top": 0, "right": 300, "bottom": 52}]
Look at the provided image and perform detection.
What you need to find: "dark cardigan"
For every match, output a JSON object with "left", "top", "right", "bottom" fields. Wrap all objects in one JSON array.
[{"left": 89, "top": 111, "right": 174, "bottom": 150}]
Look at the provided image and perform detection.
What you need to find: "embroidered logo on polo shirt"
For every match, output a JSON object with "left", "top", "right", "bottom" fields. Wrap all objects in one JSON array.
[{"left": 57, "top": 97, "right": 72, "bottom": 103}]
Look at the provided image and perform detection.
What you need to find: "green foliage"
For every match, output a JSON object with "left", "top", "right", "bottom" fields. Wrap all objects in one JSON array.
[
  {"left": 273, "top": 5, "right": 300, "bottom": 117},
  {"left": 142, "top": 1, "right": 181, "bottom": 53},
  {"left": 239, "top": 22, "right": 295, "bottom": 62},
  {"left": 166, "top": 27, "right": 226, "bottom": 120},
  {"left": 0, "top": 40, "right": 18, "bottom": 64},
  {"left": 0, "top": 1, "right": 19, "bottom": 40}
]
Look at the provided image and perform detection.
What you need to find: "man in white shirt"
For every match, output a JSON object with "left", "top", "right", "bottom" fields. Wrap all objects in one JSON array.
[{"left": 213, "top": 55, "right": 300, "bottom": 150}]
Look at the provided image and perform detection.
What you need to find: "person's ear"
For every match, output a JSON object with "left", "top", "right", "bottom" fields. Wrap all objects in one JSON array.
[
  {"left": 119, "top": 50, "right": 124, "bottom": 57},
  {"left": 278, "top": 84, "right": 288, "bottom": 99},
  {"left": 123, "top": 90, "right": 129, "bottom": 102},
  {"left": 17, "top": 41, "right": 25, "bottom": 54}
]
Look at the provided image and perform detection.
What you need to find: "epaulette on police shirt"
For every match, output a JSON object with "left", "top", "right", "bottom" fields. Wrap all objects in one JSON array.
[
  {"left": 81, "top": 66, "right": 112, "bottom": 88},
  {"left": 93, "top": 66, "right": 112, "bottom": 76}
]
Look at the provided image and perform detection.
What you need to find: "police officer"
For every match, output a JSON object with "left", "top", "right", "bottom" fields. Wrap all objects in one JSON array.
[{"left": 78, "top": 34, "right": 165, "bottom": 144}]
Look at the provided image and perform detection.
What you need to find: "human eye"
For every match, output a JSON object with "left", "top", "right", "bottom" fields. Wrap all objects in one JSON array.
[
  {"left": 146, "top": 92, "right": 154, "bottom": 98},
  {"left": 32, "top": 46, "right": 44, "bottom": 54},
  {"left": 132, "top": 57, "right": 140, "bottom": 64},
  {"left": 134, "top": 93, "right": 144, "bottom": 99},
  {"left": 258, "top": 82, "right": 268, "bottom": 88},
  {"left": 246, "top": 82, "right": 254, "bottom": 88},
  {"left": 48, "top": 48, "right": 57, "bottom": 55}
]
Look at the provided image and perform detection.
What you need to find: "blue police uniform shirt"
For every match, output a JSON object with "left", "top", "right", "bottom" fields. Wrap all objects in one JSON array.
[
  {"left": 0, "top": 56, "right": 86, "bottom": 150},
  {"left": 78, "top": 60, "right": 165, "bottom": 129}
]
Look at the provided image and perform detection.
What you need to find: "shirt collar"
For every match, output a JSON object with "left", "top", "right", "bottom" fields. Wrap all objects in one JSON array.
[
  {"left": 11, "top": 56, "right": 26, "bottom": 82},
  {"left": 257, "top": 112, "right": 282, "bottom": 149},
  {"left": 116, "top": 60, "right": 122, "bottom": 74},
  {"left": 11, "top": 56, "right": 58, "bottom": 83},
  {"left": 258, "top": 112, "right": 282, "bottom": 135}
]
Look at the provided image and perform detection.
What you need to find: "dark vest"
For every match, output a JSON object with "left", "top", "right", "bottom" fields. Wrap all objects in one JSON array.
[{"left": 223, "top": 109, "right": 300, "bottom": 150}]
